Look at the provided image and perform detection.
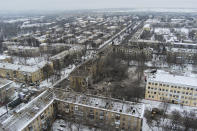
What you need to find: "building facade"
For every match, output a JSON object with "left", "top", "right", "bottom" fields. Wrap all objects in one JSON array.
[
  {"left": 145, "top": 70, "right": 197, "bottom": 107},
  {"left": 2, "top": 89, "right": 144, "bottom": 131},
  {"left": 0, "top": 62, "right": 53, "bottom": 84},
  {"left": 0, "top": 78, "right": 14, "bottom": 105}
]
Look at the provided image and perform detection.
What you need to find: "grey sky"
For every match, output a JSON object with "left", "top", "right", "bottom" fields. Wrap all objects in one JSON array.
[{"left": 0, "top": 0, "right": 196, "bottom": 11}]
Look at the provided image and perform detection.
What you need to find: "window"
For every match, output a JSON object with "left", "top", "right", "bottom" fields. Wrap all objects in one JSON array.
[
  {"left": 152, "top": 96, "right": 154, "bottom": 98},
  {"left": 154, "top": 92, "right": 156, "bottom": 94},
  {"left": 75, "top": 106, "right": 78, "bottom": 111},
  {"left": 148, "top": 87, "right": 150, "bottom": 89}
]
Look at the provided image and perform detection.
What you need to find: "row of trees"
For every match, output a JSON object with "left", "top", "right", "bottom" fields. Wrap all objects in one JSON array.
[{"left": 145, "top": 106, "right": 197, "bottom": 131}]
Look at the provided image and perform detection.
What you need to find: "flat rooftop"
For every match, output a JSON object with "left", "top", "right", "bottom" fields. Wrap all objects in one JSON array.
[
  {"left": 147, "top": 70, "right": 197, "bottom": 88},
  {"left": 2, "top": 90, "right": 54, "bottom": 131},
  {"left": 0, "top": 61, "right": 48, "bottom": 73},
  {"left": 54, "top": 89, "right": 144, "bottom": 118},
  {"left": 0, "top": 78, "right": 13, "bottom": 89}
]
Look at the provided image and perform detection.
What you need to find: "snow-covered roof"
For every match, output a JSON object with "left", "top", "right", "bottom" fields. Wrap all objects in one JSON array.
[
  {"left": 0, "top": 78, "right": 13, "bottom": 89},
  {"left": 0, "top": 61, "right": 47, "bottom": 73},
  {"left": 2, "top": 90, "right": 54, "bottom": 131},
  {"left": 148, "top": 70, "right": 197, "bottom": 88},
  {"left": 8, "top": 46, "right": 39, "bottom": 50},
  {"left": 50, "top": 45, "right": 84, "bottom": 60},
  {"left": 54, "top": 89, "right": 144, "bottom": 118},
  {"left": 0, "top": 55, "right": 11, "bottom": 60},
  {"left": 2, "top": 87, "right": 144, "bottom": 131}
]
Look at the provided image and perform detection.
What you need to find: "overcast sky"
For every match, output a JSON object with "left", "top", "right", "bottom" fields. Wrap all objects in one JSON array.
[{"left": 0, "top": 0, "right": 196, "bottom": 11}]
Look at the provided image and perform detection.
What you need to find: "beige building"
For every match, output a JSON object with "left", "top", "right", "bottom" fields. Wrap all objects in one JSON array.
[
  {"left": 0, "top": 61, "right": 53, "bottom": 83},
  {"left": 0, "top": 78, "right": 14, "bottom": 104},
  {"left": 2, "top": 89, "right": 55, "bottom": 131},
  {"left": 2, "top": 89, "right": 144, "bottom": 131},
  {"left": 113, "top": 45, "right": 153, "bottom": 60},
  {"left": 145, "top": 70, "right": 197, "bottom": 107},
  {"left": 0, "top": 55, "right": 12, "bottom": 63},
  {"left": 55, "top": 89, "right": 144, "bottom": 131},
  {"left": 7, "top": 46, "right": 40, "bottom": 57}
]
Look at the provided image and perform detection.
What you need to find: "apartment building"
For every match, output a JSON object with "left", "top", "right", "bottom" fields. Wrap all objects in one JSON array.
[
  {"left": 145, "top": 70, "right": 197, "bottom": 106},
  {"left": 54, "top": 89, "right": 144, "bottom": 131},
  {"left": 0, "top": 55, "right": 12, "bottom": 63},
  {"left": 166, "top": 47, "right": 197, "bottom": 63},
  {"left": 0, "top": 61, "right": 53, "bottom": 83},
  {"left": 113, "top": 45, "right": 153, "bottom": 60},
  {"left": 2, "top": 88, "right": 144, "bottom": 131},
  {"left": 69, "top": 45, "right": 113, "bottom": 91},
  {"left": 0, "top": 78, "right": 14, "bottom": 105},
  {"left": 50, "top": 44, "right": 85, "bottom": 67},
  {"left": 7, "top": 46, "right": 40, "bottom": 57},
  {"left": 2, "top": 89, "right": 55, "bottom": 131}
]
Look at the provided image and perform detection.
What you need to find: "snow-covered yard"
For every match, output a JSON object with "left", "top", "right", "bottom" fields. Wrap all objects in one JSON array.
[{"left": 52, "top": 119, "right": 101, "bottom": 131}]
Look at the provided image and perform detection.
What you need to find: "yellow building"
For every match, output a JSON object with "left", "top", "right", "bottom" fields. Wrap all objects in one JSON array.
[
  {"left": 2, "top": 88, "right": 144, "bottom": 131},
  {"left": 54, "top": 89, "right": 144, "bottom": 131},
  {"left": 2, "top": 89, "right": 55, "bottom": 131},
  {"left": 145, "top": 70, "right": 197, "bottom": 107},
  {"left": 0, "top": 61, "right": 53, "bottom": 84}
]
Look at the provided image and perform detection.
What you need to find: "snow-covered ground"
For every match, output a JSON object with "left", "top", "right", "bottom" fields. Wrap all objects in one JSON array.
[
  {"left": 52, "top": 119, "right": 101, "bottom": 131},
  {"left": 141, "top": 99, "right": 197, "bottom": 131},
  {"left": 61, "top": 64, "right": 76, "bottom": 79}
]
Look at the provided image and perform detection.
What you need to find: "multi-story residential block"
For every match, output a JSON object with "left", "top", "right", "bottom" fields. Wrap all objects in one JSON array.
[
  {"left": 145, "top": 70, "right": 197, "bottom": 106},
  {"left": 0, "top": 61, "right": 53, "bottom": 84},
  {"left": 50, "top": 44, "right": 85, "bottom": 67},
  {"left": 54, "top": 89, "right": 144, "bottom": 131},
  {"left": 7, "top": 46, "right": 40, "bottom": 57},
  {"left": 166, "top": 47, "right": 197, "bottom": 64},
  {"left": 113, "top": 45, "right": 153, "bottom": 60},
  {"left": 0, "top": 78, "right": 14, "bottom": 105},
  {"left": 2, "top": 88, "right": 144, "bottom": 131},
  {"left": 0, "top": 55, "right": 12, "bottom": 63},
  {"left": 2, "top": 89, "right": 55, "bottom": 131}
]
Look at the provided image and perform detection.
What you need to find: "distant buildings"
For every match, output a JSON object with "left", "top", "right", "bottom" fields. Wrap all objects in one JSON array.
[
  {"left": 7, "top": 46, "right": 40, "bottom": 57},
  {"left": 145, "top": 70, "right": 197, "bottom": 107}
]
